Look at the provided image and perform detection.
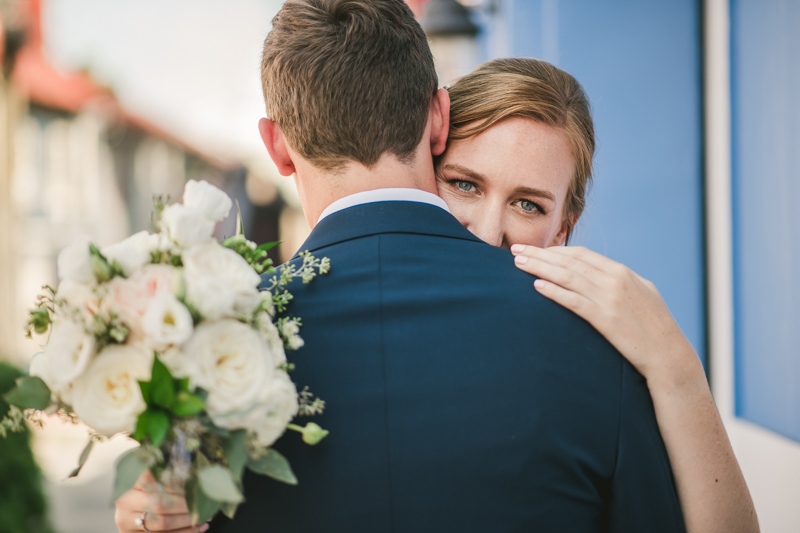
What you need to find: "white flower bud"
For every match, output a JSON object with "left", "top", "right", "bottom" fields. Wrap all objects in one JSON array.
[
  {"left": 57, "top": 237, "right": 95, "bottom": 284},
  {"left": 161, "top": 204, "right": 215, "bottom": 248},
  {"left": 183, "top": 180, "right": 233, "bottom": 223},
  {"left": 101, "top": 231, "right": 153, "bottom": 276}
]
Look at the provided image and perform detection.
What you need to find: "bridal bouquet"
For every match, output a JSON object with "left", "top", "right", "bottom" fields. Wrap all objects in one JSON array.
[{"left": 0, "top": 180, "right": 330, "bottom": 524}]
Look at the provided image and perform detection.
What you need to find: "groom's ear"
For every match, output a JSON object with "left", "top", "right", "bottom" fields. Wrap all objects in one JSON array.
[
  {"left": 429, "top": 88, "right": 450, "bottom": 156},
  {"left": 258, "top": 118, "right": 297, "bottom": 176}
]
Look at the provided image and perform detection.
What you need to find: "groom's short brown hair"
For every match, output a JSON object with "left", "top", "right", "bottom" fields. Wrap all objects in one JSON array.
[{"left": 261, "top": 0, "right": 438, "bottom": 172}]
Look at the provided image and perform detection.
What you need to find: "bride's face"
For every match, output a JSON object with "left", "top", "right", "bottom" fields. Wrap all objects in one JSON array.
[{"left": 436, "top": 117, "right": 574, "bottom": 250}]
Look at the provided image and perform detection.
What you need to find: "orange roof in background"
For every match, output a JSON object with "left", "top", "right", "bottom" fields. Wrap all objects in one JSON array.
[{"left": 7, "top": 0, "right": 231, "bottom": 169}]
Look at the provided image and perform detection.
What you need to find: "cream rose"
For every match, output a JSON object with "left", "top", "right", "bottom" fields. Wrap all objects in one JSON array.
[
  {"left": 161, "top": 204, "right": 215, "bottom": 248},
  {"left": 141, "top": 292, "right": 194, "bottom": 349},
  {"left": 104, "top": 264, "right": 182, "bottom": 341},
  {"left": 182, "top": 242, "right": 261, "bottom": 320},
  {"left": 44, "top": 319, "right": 96, "bottom": 390},
  {"left": 70, "top": 344, "right": 152, "bottom": 436},
  {"left": 101, "top": 231, "right": 153, "bottom": 276},
  {"left": 183, "top": 319, "right": 289, "bottom": 431},
  {"left": 28, "top": 351, "right": 74, "bottom": 405},
  {"left": 57, "top": 237, "right": 95, "bottom": 284},
  {"left": 183, "top": 180, "right": 233, "bottom": 222},
  {"left": 251, "top": 374, "right": 298, "bottom": 447}
]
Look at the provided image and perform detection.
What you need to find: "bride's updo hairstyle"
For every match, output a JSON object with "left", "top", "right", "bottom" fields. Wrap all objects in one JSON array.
[{"left": 445, "top": 58, "right": 595, "bottom": 240}]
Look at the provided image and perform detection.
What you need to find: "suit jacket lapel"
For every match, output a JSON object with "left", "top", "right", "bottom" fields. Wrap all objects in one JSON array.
[{"left": 292, "top": 201, "right": 483, "bottom": 259}]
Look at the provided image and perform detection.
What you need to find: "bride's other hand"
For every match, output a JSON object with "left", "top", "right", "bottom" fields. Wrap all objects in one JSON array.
[
  {"left": 510, "top": 244, "right": 700, "bottom": 388},
  {"left": 115, "top": 470, "right": 207, "bottom": 533}
]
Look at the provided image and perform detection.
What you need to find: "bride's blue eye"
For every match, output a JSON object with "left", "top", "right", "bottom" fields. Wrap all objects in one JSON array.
[
  {"left": 456, "top": 181, "right": 474, "bottom": 192},
  {"left": 517, "top": 199, "right": 539, "bottom": 212}
]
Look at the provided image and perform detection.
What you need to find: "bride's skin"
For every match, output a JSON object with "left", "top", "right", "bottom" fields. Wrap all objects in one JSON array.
[{"left": 437, "top": 116, "right": 759, "bottom": 533}]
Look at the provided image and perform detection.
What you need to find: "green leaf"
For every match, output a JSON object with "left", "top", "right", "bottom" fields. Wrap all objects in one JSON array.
[
  {"left": 171, "top": 391, "right": 205, "bottom": 417},
  {"left": 222, "top": 430, "right": 248, "bottom": 481},
  {"left": 256, "top": 241, "right": 280, "bottom": 253},
  {"left": 235, "top": 200, "right": 244, "bottom": 237},
  {"left": 146, "top": 409, "right": 170, "bottom": 447},
  {"left": 177, "top": 377, "right": 190, "bottom": 392},
  {"left": 3, "top": 376, "right": 51, "bottom": 410},
  {"left": 132, "top": 410, "right": 149, "bottom": 442},
  {"left": 220, "top": 501, "right": 240, "bottom": 520},
  {"left": 247, "top": 449, "right": 297, "bottom": 485},
  {"left": 198, "top": 464, "right": 244, "bottom": 504},
  {"left": 184, "top": 476, "right": 198, "bottom": 523},
  {"left": 195, "top": 484, "right": 222, "bottom": 525},
  {"left": 67, "top": 440, "right": 94, "bottom": 478},
  {"left": 112, "top": 449, "right": 147, "bottom": 502},
  {"left": 138, "top": 380, "right": 152, "bottom": 403},
  {"left": 150, "top": 357, "right": 175, "bottom": 408}
]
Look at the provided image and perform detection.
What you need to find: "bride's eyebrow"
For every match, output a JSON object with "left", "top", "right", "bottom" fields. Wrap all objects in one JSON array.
[
  {"left": 515, "top": 186, "right": 555, "bottom": 202},
  {"left": 442, "top": 164, "right": 486, "bottom": 183}
]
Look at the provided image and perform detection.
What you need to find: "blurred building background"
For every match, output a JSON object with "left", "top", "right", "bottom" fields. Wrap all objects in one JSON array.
[{"left": 0, "top": 0, "right": 797, "bottom": 531}]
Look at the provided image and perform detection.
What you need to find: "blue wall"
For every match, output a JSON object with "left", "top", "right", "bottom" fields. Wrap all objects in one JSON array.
[
  {"left": 731, "top": 0, "right": 800, "bottom": 442},
  {"left": 483, "top": 0, "right": 706, "bottom": 360}
]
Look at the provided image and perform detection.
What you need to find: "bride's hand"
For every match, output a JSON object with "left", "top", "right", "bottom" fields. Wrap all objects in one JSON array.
[
  {"left": 115, "top": 470, "right": 207, "bottom": 533},
  {"left": 510, "top": 244, "right": 701, "bottom": 388}
]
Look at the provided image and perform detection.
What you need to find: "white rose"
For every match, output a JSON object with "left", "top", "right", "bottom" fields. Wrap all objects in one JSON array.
[
  {"left": 56, "top": 279, "right": 100, "bottom": 322},
  {"left": 183, "top": 180, "right": 233, "bottom": 222},
  {"left": 158, "top": 346, "right": 197, "bottom": 381},
  {"left": 57, "top": 237, "right": 95, "bottom": 284},
  {"left": 182, "top": 242, "right": 261, "bottom": 320},
  {"left": 70, "top": 344, "right": 152, "bottom": 436},
  {"left": 161, "top": 204, "right": 215, "bottom": 248},
  {"left": 44, "top": 319, "right": 96, "bottom": 390},
  {"left": 141, "top": 292, "right": 194, "bottom": 350},
  {"left": 255, "top": 312, "right": 286, "bottom": 364},
  {"left": 104, "top": 265, "right": 182, "bottom": 341},
  {"left": 251, "top": 374, "right": 298, "bottom": 448},
  {"left": 102, "top": 231, "right": 153, "bottom": 276},
  {"left": 184, "top": 320, "right": 289, "bottom": 430},
  {"left": 28, "top": 351, "right": 73, "bottom": 405}
]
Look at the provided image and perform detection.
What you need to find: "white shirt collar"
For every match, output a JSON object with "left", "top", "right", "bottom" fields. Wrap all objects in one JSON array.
[{"left": 317, "top": 188, "right": 450, "bottom": 224}]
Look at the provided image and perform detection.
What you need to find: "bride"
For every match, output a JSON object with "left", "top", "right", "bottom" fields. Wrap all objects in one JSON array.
[
  {"left": 115, "top": 57, "right": 758, "bottom": 533},
  {"left": 437, "top": 57, "right": 757, "bottom": 533}
]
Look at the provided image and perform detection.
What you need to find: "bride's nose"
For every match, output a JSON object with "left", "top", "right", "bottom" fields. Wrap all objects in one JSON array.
[{"left": 467, "top": 212, "right": 505, "bottom": 248}]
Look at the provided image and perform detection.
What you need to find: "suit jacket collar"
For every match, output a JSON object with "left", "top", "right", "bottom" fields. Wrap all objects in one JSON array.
[{"left": 292, "top": 201, "right": 483, "bottom": 258}]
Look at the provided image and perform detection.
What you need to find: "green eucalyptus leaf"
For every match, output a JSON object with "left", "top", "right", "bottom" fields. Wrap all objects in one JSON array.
[
  {"left": 198, "top": 464, "right": 244, "bottom": 504},
  {"left": 177, "top": 377, "right": 190, "bottom": 392},
  {"left": 195, "top": 485, "right": 222, "bottom": 525},
  {"left": 184, "top": 476, "right": 198, "bottom": 523},
  {"left": 146, "top": 410, "right": 170, "bottom": 447},
  {"left": 67, "top": 439, "right": 94, "bottom": 478},
  {"left": 222, "top": 430, "right": 248, "bottom": 481},
  {"left": 3, "top": 376, "right": 51, "bottom": 410},
  {"left": 112, "top": 449, "right": 147, "bottom": 502},
  {"left": 247, "top": 449, "right": 297, "bottom": 485},
  {"left": 171, "top": 391, "right": 205, "bottom": 417},
  {"left": 220, "top": 501, "right": 240, "bottom": 520}
]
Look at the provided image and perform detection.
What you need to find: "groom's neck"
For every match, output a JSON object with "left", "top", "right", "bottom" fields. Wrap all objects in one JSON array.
[{"left": 295, "top": 149, "right": 437, "bottom": 228}]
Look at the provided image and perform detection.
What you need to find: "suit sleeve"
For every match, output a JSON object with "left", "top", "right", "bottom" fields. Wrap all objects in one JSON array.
[{"left": 606, "top": 361, "right": 687, "bottom": 533}]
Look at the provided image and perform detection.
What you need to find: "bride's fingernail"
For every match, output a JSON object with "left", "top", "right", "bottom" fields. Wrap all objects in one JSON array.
[
  {"left": 514, "top": 255, "right": 528, "bottom": 265},
  {"left": 510, "top": 244, "right": 526, "bottom": 253},
  {"left": 534, "top": 279, "right": 546, "bottom": 290},
  {"left": 200, "top": 524, "right": 210, "bottom": 532}
]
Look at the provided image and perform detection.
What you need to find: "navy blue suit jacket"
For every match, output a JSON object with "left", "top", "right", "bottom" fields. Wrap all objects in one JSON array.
[{"left": 212, "top": 201, "right": 686, "bottom": 532}]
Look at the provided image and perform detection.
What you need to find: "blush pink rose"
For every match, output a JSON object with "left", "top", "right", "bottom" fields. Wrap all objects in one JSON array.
[{"left": 104, "top": 265, "right": 181, "bottom": 341}]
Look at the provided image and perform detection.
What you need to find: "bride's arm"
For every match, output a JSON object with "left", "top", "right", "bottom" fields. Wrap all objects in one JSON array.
[{"left": 510, "top": 244, "right": 759, "bottom": 533}]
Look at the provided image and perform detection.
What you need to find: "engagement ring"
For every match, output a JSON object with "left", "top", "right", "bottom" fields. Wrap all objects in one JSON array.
[{"left": 134, "top": 511, "right": 151, "bottom": 532}]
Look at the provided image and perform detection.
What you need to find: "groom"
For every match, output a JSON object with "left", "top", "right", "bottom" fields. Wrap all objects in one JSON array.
[{"left": 213, "top": 0, "right": 686, "bottom": 531}]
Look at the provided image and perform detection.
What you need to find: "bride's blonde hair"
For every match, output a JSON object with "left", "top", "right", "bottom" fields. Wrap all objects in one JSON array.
[{"left": 445, "top": 58, "right": 595, "bottom": 240}]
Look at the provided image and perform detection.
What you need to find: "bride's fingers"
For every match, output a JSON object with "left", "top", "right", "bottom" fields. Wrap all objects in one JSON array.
[
  {"left": 511, "top": 245, "right": 604, "bottom": 280},
  {"left": 532, "top": 278, "right": 597, "bottom": 320},
  {"left": 514, "top": 253, "right": 601, "bottom": 298},
  {"left": 544, "top": 245, "right": 626, "bottom": 275}
]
